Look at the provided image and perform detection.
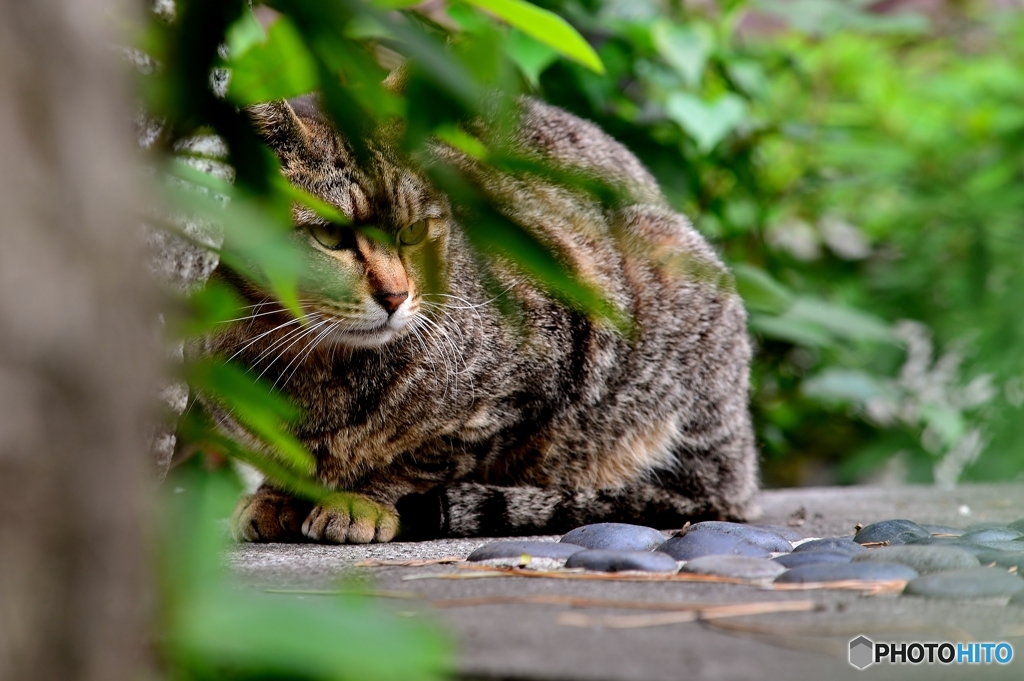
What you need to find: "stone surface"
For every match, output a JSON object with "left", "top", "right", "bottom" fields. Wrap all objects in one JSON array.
[
  {"left": 853, "top": 519, "right": 930, "bottom": 546},
  {"left": 791, "top": 538, "right": 866, "bottom": 556},
  {"left": 686, "top": 521, "right": 792, "bottom": 553},
  {"left": 560, "top": 523, "right": 666, "bottom": 551},
  {"left": 920, "top": 524, "right": 964, "bottom": 536},
  {"left": 775, "top": 562, "right": 919, "bottom": 584},
  {"left": 1008, "top": 518, "right": 1024, "bottom": 533},
  {"left": 773, "top": 550, "right": 853, "bottom": 568},
  {"left": 976, "top": 550, "right": 1024, "bottom": 570},
  {"left": 904, "top": 536, "right": 993, "bottom": 555},
  {"left": 680, "top": 555, "right": 786, "bottom": 580},
  {"left": 851, "top": 545, "right": 980, "bottom": 574},
  {"left": 563, "top": 549, "right": 678, "bottom": 573},
  {"left": 974, "top": 540, "right": 1024, "bottom": 553},
  {"left": 904, "top": 567, "right": 1024, "bottom": 599},
  {"left": 657, "top": 532, "right": 770, "bottom": 560},
  {"left": 467, "top": 540, "right": 585, "bottom": 561},
  {"left": 754, "top": 524, "right": 805, "bottom": 542},
  {"left": 227, "top": 483, "right": 1024, "bottom": 681},
  {"left": 959, "top": 527, "right": 1024, "bottom": 543}
]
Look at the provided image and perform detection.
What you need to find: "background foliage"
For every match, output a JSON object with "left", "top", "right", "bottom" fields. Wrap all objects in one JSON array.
[{"left": 140, "top": 0, "right": 1023, "bottom": 678}]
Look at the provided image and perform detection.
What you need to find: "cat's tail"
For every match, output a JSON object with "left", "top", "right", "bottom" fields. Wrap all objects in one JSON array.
[{"left": 394, "top": 482, "right": 736, "bottom": 539}]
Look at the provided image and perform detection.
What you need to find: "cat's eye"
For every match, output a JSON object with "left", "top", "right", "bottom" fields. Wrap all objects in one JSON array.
[
  {"left": 308, "top": 223, "right": 355, "bottom": 250},
  {"left": 398, "top": 220, "right": 429, "bottom": 246}
]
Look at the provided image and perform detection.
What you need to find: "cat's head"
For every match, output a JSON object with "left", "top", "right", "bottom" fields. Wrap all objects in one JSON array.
[{"left": 246, "top": 95, "right": 450, "bottom": 348}]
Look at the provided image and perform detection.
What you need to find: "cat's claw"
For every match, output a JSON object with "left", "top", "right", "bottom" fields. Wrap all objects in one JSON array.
[{"left": 302, "top": 494, "right": 399, "bottom": 544}]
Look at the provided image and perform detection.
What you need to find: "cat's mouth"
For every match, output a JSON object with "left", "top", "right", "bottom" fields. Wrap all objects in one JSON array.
[{"left": 316, "top": 304, "right": 418, "bottom": 349}]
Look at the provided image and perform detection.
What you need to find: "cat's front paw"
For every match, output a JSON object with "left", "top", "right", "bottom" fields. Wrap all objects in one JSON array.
[
  {"left": 231, "top": 487, "right": 312, "bottom": 542},
  {"left": 302, "top": 493, "right": 399, "bottom": 544}
]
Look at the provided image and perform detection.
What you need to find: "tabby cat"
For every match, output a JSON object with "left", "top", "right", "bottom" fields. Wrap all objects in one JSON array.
[{"left": 198, "top": 94, "right": 759, "bottom": 543}]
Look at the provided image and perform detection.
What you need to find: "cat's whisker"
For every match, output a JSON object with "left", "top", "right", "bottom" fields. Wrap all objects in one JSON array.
[
  {"left": 226, "top": 315, "right": 310, "bottom": 364},
  {"left": 256, "top": 318, "right": 331, "bottom": 384},
  {"left": 278, "top": 320, "right": 339, "bottom": 390},
  {"left": 248, "top": 314, "right": 325, "bottom": 370}
]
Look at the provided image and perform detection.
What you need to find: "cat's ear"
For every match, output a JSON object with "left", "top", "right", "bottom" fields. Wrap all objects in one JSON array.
[{"left": 246, "top": 100, "right": 311, "bottom": 158}]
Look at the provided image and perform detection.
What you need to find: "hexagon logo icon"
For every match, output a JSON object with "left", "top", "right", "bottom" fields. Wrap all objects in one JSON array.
[{"left": 849, "top": 636, "right": 874, "bottom": 670}]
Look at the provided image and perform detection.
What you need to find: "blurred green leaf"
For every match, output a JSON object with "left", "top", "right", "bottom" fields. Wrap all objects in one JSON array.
[
  {"left": 665, "top": 92, "right": 746, "bottom": 152},
  {"left": 228, "top": 15, "right": 320, "bottom": 104},
  {"left": 506, "top": 28, "right": 558, "bottom": 88},
  {"left": 225, "top": 8, "right": 266, "bottom": 59},
  {"left": 185, "top": 360, "right": 316, "bottom": 475},
  {"left": 651, "top": 21, "right": 712, "bottom": 88},
  {"left": 463, "top": 0, "right": 605, "bottom": 74},
  {"left": 733, "top": 263, "right": 793, "bottom": 314}
]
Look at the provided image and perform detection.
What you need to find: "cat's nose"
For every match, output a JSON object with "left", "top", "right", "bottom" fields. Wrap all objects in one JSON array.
[{"left": 374, "top": 291, "right": 408, "bottom": 314}]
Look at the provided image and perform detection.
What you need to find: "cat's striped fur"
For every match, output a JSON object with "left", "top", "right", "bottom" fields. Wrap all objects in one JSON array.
[{"left": 199, "top": 95, "right": 759, "bottom": 543}]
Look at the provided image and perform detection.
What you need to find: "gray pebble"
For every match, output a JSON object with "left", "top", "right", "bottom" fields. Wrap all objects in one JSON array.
[
  {"left": 960, "top": 527, "right": 1024, "bottom": 543},
  {"left": 467, "top": 541, "right": 586, "bottom": 562},
  {"left": 904, "top": 567, "right": 1024, "bottom": 599},
  {"left": 560, "top": 523, "right": 666, "bottom": 551},
  {"left": 564, "top": 549, "right": 678, "bottom": 573},
  {"left": 791, "top": 538, "right": 867, "bottom": 556},
  {"left": 1009, "top": 591, "right": 1024, "bottom": 606},
  {"left": 975, "top": 550, "right": 1024, "bottom": 570},
  {"left": 974, "top": 540, "right": 1024, "bottom": 553},
  {"left": 753, "top": 524, "right": 805, "bottom": 542},
  {"left": 657, "top": 532, "right": 770, "bottom": 560},
  {"left": 775, "top": 562, "right": 919, "bottom": 584},
  {"left": 920, "top": 524, "right": 964, "bottom": 536},
  {"left": 686, "top": 522, "right": 792, "bottom": 553},
  {"left": 681, "top": 555, "right": 786, "bottom": 580},
  {"left": 966, "top": 521, "right": 1009, "bottom": 531},
  {"left": 773, "top": 550, "right": 853, "bottom": 568},
  {"left": 852, "top": 545, "right": 980, "bottom": 574},
  {"left": 854, "top": 519, "right": 930, "bottom": 546},
  {"left": 904, "top": 537, "right": 993, "bottom": 555}
]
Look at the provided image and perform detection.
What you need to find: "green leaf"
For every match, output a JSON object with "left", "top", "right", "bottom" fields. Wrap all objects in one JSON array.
[
  {"left": 228, "top": 16, "right": 319, "bottom": 105},
  {"left": 651, "top": 21, "right": 712, "bottom": 88},
  {"left": 665, "top": 92, "right": 747, "bottom": 152},
  {"left": 463, "top": 0, "right": 605, "bottom": 74},
  {"left": 802, "top": 368, "right": 888, "bottom": 403},
  {"left": 225, "top": 8, "right": 266, "bottom": 59},
  {"left": 505, "top": 29, "right": 558, "bottom": 88},
  {"left": 732, "top": 264, "right": 793, "bottom": 314},
  {"left": 185, "top": 360, "right": 316, "bottom": 476}
]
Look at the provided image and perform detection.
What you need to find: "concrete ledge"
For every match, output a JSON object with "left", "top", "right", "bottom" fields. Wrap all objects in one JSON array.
[{"left": 229, "top": 484, "right": 1024, "bottom": 680}]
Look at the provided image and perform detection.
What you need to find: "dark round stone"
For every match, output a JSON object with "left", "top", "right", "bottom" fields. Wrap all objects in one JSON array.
[
  {"left": 753, "top": 524, "right": 805, "bottom": 542},
  {"left": 657, "top": 532, "right": 770, "bottom": 560},
  {"left": 920, "top": 524, "right": 964, "bottom": 536},
  {"left": 791, "top": 538, "right": 867, "bottom": 556},
  {"left": 1010, "top": 591, "right": 1024, "bottom": 606},
  {"left": 686, "top": 522, "right": 792, "bottom": 553},
  {"left": 564, "top": 549, "right": 678, "bottom": 573},
  {"left": 560, "top": 523, "right": 666, "bottom": 551},
  {"left": 1007, "top": 518, "right": 1024, "bottom": 533},
  {"left": 773, "top": 550, "right": 854, "bottom": 568},
  {"left": 775, "top": 562, "right": 919, "bottom": 584},
  {"left": 852, "top": 545, "right": 980, "bottom": 574},
  {"left": 467, "top": 541, "right": 586, "bottom": 562},
  {"left": 960, "top": 527, "right": 1024, "bottom": 543},
  {"left": 681, "top": 555, "right": 786, "bottom": 580},
  {"left": 903, "top": 567, "right": 1024, "bottom": 599},
  {"left": 853, "top": 519, "right": 930, "bottom": 546}
]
